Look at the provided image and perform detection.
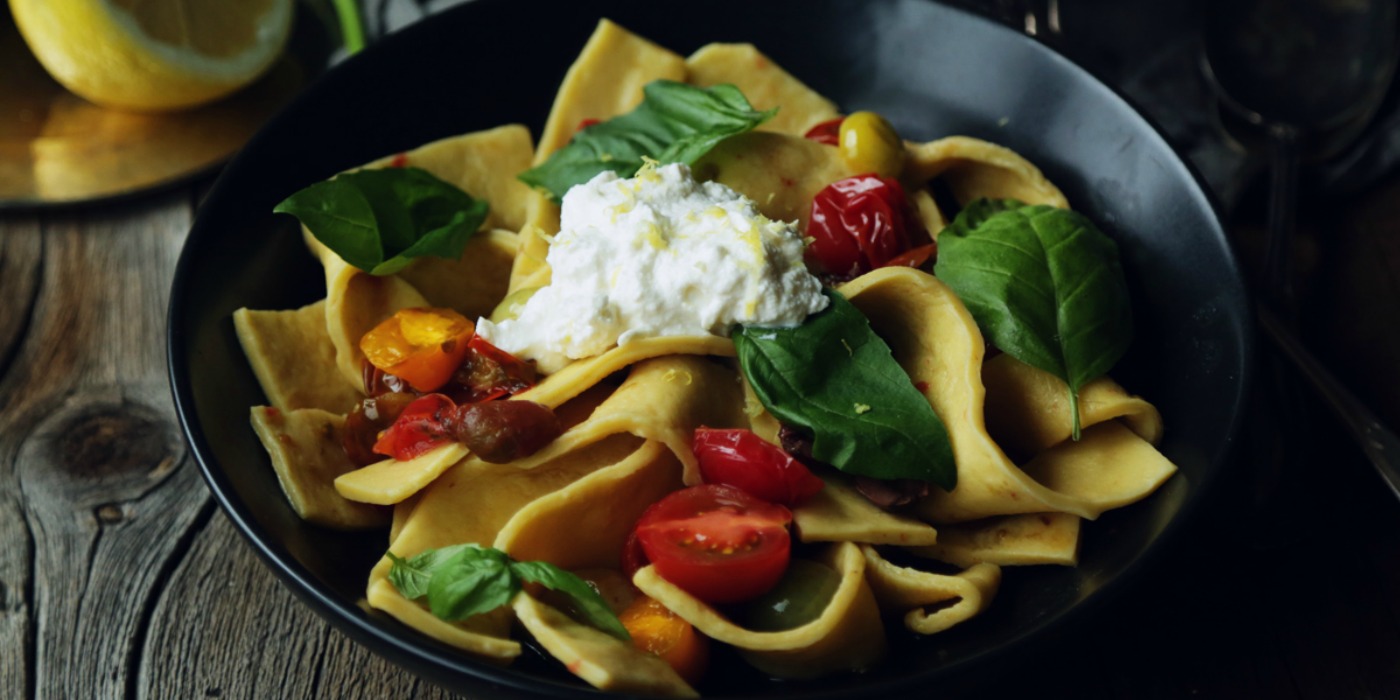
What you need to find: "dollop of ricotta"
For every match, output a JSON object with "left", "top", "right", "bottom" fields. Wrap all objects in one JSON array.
[{"left": 477, "top": 162, "right": 828, "bottom": 372}]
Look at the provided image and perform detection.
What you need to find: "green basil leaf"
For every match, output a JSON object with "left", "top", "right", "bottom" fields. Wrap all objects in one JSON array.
[
  {"left": 934, "top": 199, "right": 1133, "bottom": 439},
  {"left": 510, "top": 561, "right": 630, "bottom": 642},
  {"left": 734, "top": 290, "right": 956, "bottom": 490},
  {"left": 273, "top": 166, "right": 489, "bottom": 276},
  {"left": 428, "top": 559, "right": 518, "bottom": 622},
  {"left": 386, "top": 543, "right": 480, "bottom": 600},
  {"left": 518, "top": 80, "right": 776, "bottom": 201},
  {"left": 387, "top": 545, "right": 628, "bottom": 638}
]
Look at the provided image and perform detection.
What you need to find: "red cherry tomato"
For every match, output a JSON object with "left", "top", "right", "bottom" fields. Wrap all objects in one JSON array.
[
  {"left": 372, "top": 393, "right": 455, "bottom": 461},
  {"left": 634, "top": 484, "right": 792, "bottom": 604},
  {"left": 806, "top": 174, "right": 918, "bottom": 278},
  {"left": 692, "top": 428, "right": 824, "bottom": 507},
  {"left": 803, "top": 117, "right": 844, "bottom": 145},
  {"left": 886, "top": 242, "right": 937, "bottom": 270},
  {"left": 621, "top": 531, "right": 648, "bottom": 580}
]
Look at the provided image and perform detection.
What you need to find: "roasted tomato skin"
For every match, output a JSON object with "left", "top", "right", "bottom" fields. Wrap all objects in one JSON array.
[
  {"left": 692, "top": 428, "right": 824, "bottom": 507},
  {"left": 448, "top": 399, "right": 561, "bottom": 463},
  {"left": 446, "top": 335, "right": 537, "bottom": 404},
  {"left": 342, "top": 391, "right": 418, "bottom": 466},
  {"left": 806, "top": 174, "right": 917, "bottom": 279},
  {"left": 633, "top": 484, "right": 792, "bottom": 604},
  {"left": 371, "top": 393, "right": 456, "bottom": 461},
  {"left": 372, "top": 392, "right": 562, "bottom": 463}
]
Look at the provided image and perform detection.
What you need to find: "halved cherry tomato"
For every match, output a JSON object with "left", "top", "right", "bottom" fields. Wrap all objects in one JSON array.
[
  {"left": 371, "top": 393, "right": 455, "bottom": 461},
  {"left": 692, "top": 427, "right": 824, "bottom": 507},
  {"left": 803, "top": 117, "right": 844, "bottom": 145},
  {"left": 360, "top": 308, "right": 475, "bottom": 393},
  {"left": 446, "top": 335, "right": 537, "bottom": 404},
  {"left": 618, "top": 596, "right": 709, "bottom": 685},
  {"left": 805, "top": 174, "right": 918, "bottom": 279},
  {"left": 633, "top": 484, "right": 792, "bottom": 604}
]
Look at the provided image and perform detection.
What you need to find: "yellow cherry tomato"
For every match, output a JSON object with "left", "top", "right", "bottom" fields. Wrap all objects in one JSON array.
[
  {"left": 359, "top": 307, "right": 474, "bottom": 392},
  {"left": 838, "top": 111, "right": 906, "bottom": 178}
]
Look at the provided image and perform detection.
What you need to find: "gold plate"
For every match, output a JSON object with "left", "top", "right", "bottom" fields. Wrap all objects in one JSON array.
[{"left": 0, "top": 5, "right": 329, "bottom": 209}]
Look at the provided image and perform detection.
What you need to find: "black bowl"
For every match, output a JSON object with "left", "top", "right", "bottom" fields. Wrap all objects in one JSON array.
[{"left": 168, "top": 0, "right": 1252, "bottom": 697}]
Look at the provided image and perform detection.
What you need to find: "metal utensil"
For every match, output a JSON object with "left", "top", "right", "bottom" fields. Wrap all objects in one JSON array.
[
  {"left": 1258, "top": 305, "right": 1400, "bottom": 499},
  {"left": 1202, "top": 0, "right": 1400, "bottom": 503}
]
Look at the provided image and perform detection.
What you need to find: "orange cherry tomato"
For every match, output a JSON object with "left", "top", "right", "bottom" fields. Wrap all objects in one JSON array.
[
  {"left": 618, "top": 596, "right": 709, "bottom": 686},
  {"left": 359, "top": 307, "right": 474, "bottom": 393}
]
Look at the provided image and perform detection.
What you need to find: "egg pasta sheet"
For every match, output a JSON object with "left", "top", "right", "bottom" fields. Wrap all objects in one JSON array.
[{"left": 234, "top": 19, "right": 1176, "bottom": 696}]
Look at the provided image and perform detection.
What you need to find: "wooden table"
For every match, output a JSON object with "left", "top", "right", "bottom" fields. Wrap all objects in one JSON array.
[
  {"left": 5, "top": 9, "right": 1400, "bottom": 700},
  {"left": 4, "top": 162, "right": 1399, "bottom": 700}
]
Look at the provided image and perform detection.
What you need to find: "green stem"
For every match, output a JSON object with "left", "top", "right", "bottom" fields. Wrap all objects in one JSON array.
[{"left": 331, "top": 0, "right": 367, "bottom": 54}]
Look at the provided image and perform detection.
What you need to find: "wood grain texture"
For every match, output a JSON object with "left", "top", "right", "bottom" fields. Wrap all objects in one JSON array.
[
  {"left": 0, "top": 216, "right": 42, "bottom": 700},
  {"left": 138, "top": 513, "right": 457, "bottom": 699},
  {"left": 1, "top": 195, "right": 212, "bottom": 699}
]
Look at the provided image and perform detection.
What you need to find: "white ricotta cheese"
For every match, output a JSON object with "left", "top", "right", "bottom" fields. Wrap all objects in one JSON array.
[{"left": 476, "top": 162, "right": 828, "bottom": 372}]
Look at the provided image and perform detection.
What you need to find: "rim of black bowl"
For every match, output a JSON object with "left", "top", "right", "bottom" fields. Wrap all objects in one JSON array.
[{"left": 168, "top": 0, "right": 1254, "bottom": 697}]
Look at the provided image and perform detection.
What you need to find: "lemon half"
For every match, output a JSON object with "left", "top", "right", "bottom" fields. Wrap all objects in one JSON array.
[{"left": 10, "top": 0, "right": 293, "bottom": 112}]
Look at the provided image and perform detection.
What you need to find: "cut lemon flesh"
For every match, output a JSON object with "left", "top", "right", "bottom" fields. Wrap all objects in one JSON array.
[{"left": 10, "top": 0, "right": 293, "bottom": 112}]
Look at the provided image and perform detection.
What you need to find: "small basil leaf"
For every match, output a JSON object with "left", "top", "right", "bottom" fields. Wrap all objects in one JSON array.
[
  {"left": 427, "top": 560, "right": 518, "bottom": 622},
  {"left": 510, "top": 560, "right": 630, "bottom": 642},
  {"left": 734, "top": 290, "right": 956, "bottom": 490},
  {"left": 934, "top": 199, "right": 1133, "bottom": 438},
  {"left": 387, "top": 545, "right": 629, "bottom": 638},
  {"left": 386, "top": 543, "right": 480, "bottom": 600},
  {"left": 274, "top": 166, "right": 489, "bottom": 276},
  {"left": 518, "top": 80, "right": 775, "bottom": 201}
]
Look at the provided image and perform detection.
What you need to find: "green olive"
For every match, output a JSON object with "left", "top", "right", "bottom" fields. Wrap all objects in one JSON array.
[
  {"left": 743, "top": 559, "right": 841, "bottom": 632},
  {"left": 838, "top": 111, "right": 905, "bottom": 178},
  {"left": 488, "top": 286, "right": 541, "bottom": 323}
]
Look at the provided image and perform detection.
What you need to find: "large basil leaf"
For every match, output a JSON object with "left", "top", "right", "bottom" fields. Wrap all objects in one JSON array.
[
  {"left": 934, "top": 199, "right": 1133, "bottom": 438},
  {"left": 387, "top": 544, "right": 628, "bottom": 639},
  {"left": 734, "top": 291, "right": 956, "bottom": 490},
  {"left": 274, "top": 166, "right": 488, "bottom": 276},
  {"left": 518, "top": 80, "right": 776, "bottom": 201}
]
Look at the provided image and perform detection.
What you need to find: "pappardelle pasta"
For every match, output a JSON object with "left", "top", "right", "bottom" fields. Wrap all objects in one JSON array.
[{"left": 234, "top": 19, "right": 1176, "bottom": 696}]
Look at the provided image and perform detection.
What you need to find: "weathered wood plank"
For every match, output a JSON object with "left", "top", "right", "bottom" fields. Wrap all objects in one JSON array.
[
  {"left": 138, "top": 512, "right": 457, "bottom": 699},
  {"left": 0, "top": 216, "right": 43, "bottom": 700},
  {"left": 0, "top": 193, "right": 212, "bottom": 699}
]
